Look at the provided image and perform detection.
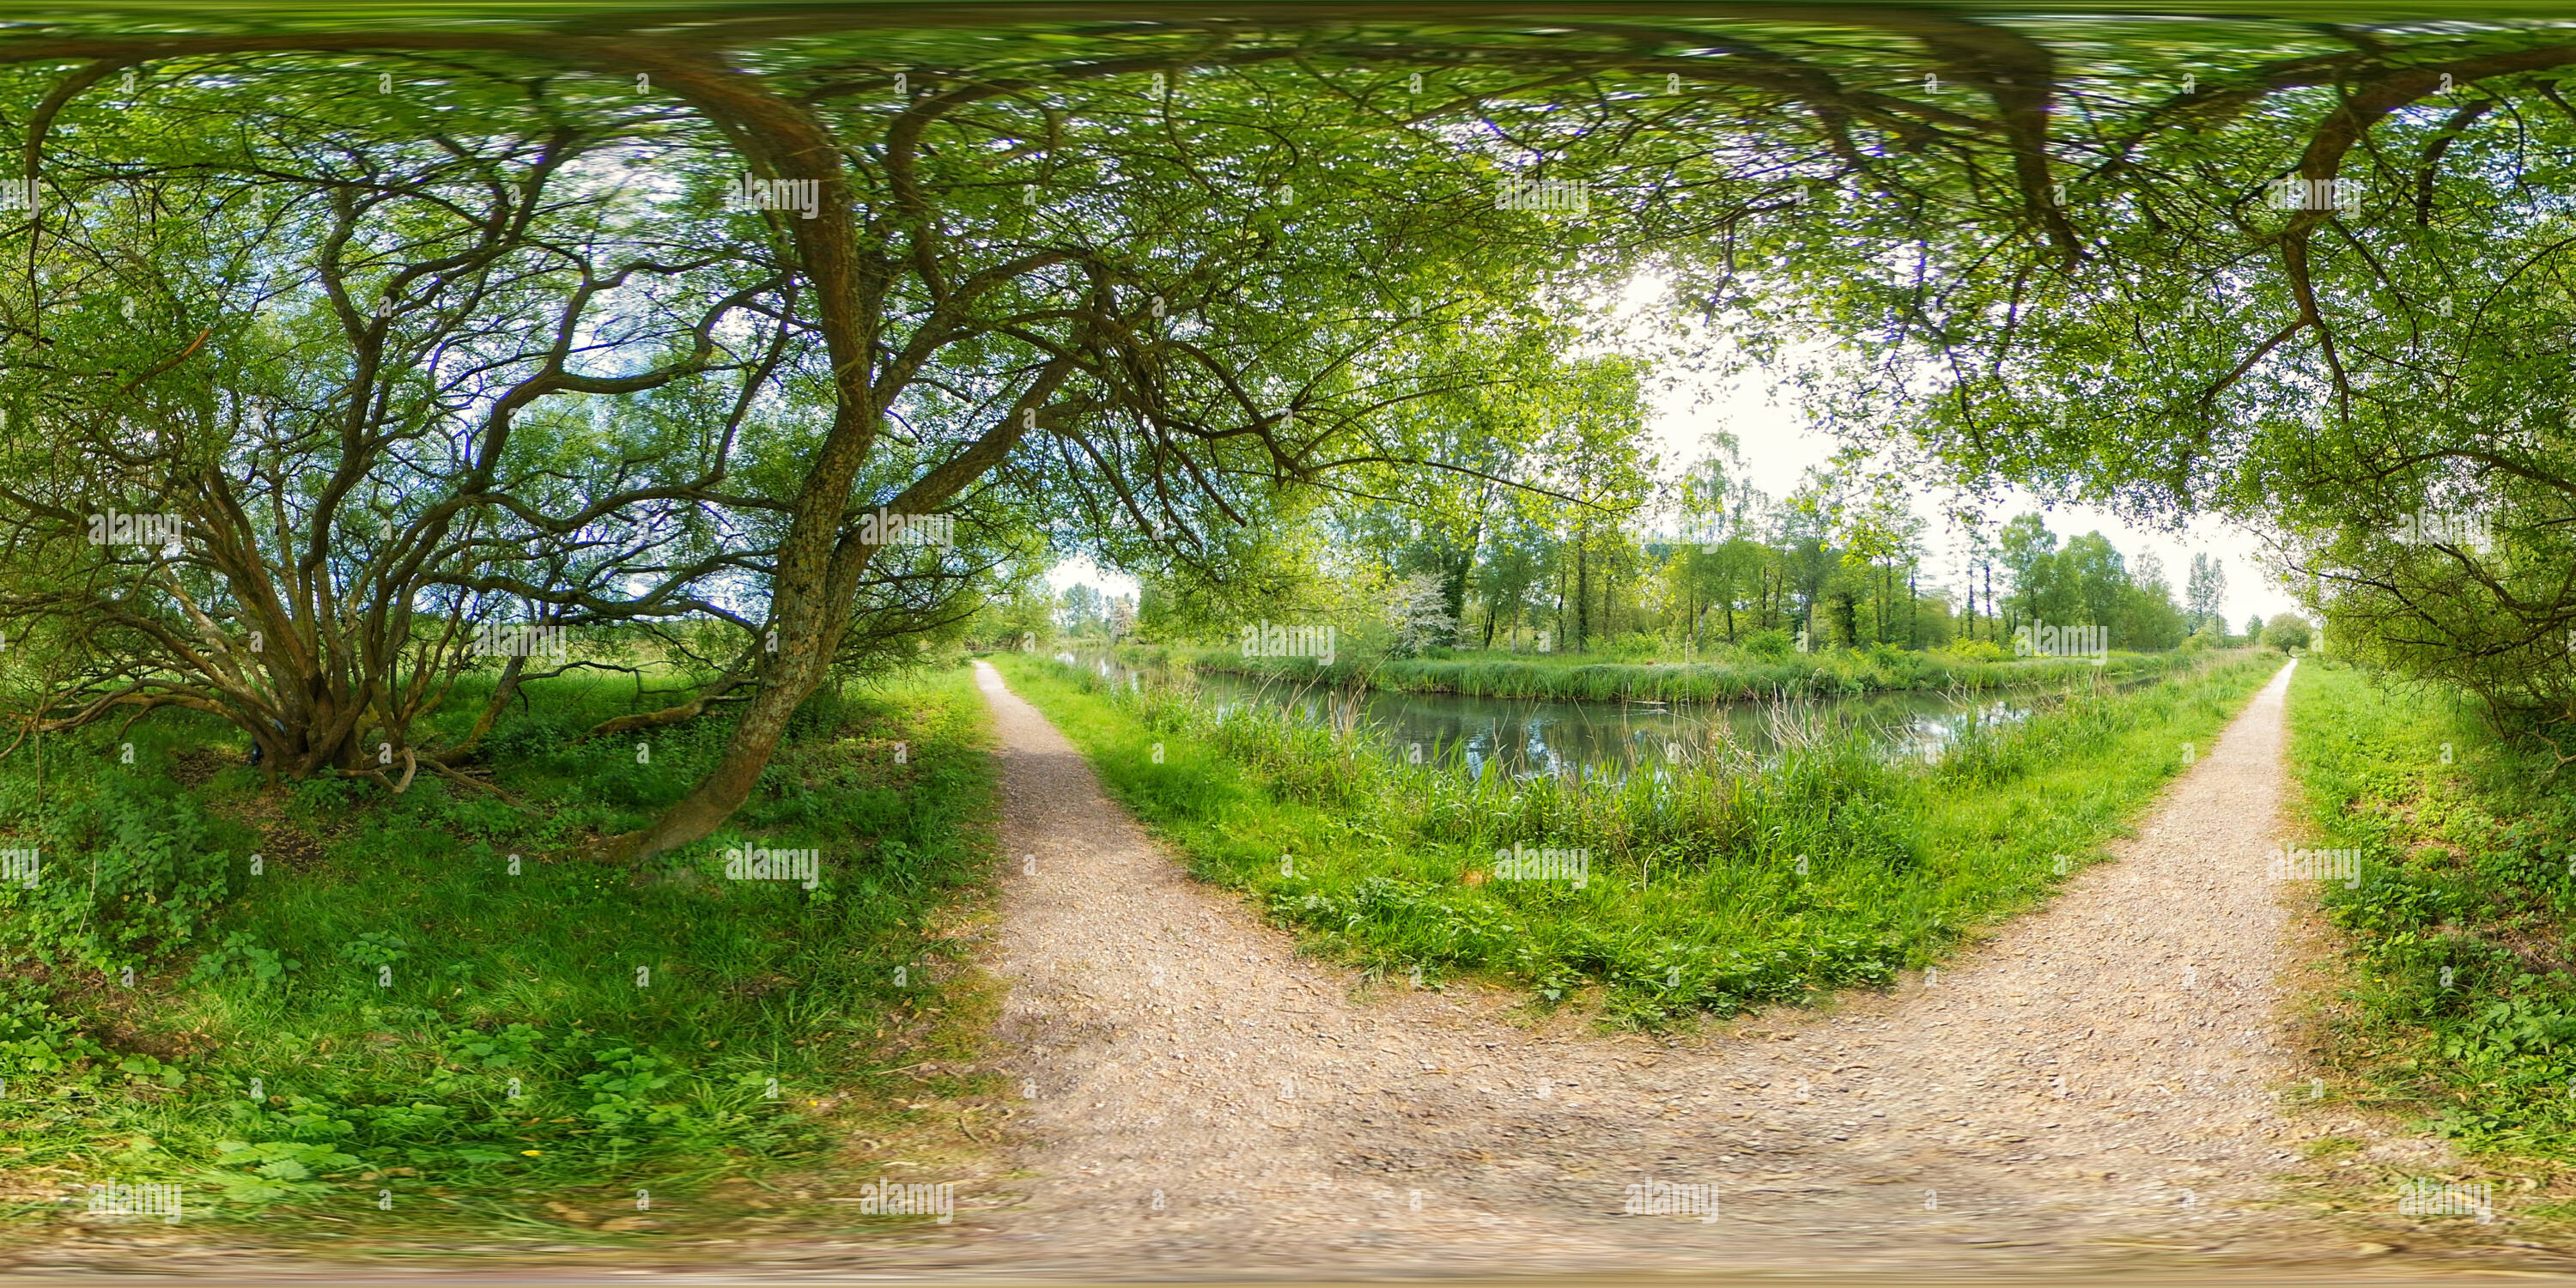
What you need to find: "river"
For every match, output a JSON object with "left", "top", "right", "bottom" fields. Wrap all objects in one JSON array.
[{"left": 1064, "top": 653, "right": 2160, "bottom": 780}]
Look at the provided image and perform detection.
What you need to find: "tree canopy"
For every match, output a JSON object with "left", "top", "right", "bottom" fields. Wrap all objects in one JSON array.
[{"left": 10, "top": 3, "right": 2576, "bottom": 843}]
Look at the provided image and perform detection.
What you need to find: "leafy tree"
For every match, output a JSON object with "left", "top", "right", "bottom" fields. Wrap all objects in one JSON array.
[
  {"left": 1777, "top": 471, "right": 1848, "bottom": 647},
  {"left": 1385, "top": 574, "right": 1456, "bottom": 659},
  {"left": 1056, "top": 586, "right": 1107, "bottom": 638},
  {"left": 2263, "top": 613, "right": 2314, "bottom": 651},
  {"left": 0, "top": 22, "right": 1643, "bottom": 857},
  {"left": 1953, "top": 519, "right": 2002, "bottom": 646},
  {"left": 2185, "top": 555, "right": 2229, "bottom": 636},
  {"left": 0, "top": 72, "right": 788, "bottom": 785},
  {"left": 975, "top": 556, "right": 1059, "bottom": 651},
  {"left": 2117, "top": 552, "right": 2190, "bottom": 651},
  {"left": 1996, "top": 514, "right": 2063, "bottom": 635},
  {"left": 1474, "top": 529, "right": 1551, "bottom": 651},
  {"left": 2058, "top": 533, "right": 2128, "bottom": 631}
]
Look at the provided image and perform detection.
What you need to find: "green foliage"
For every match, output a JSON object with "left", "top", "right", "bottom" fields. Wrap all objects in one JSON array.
[
  {"left": 2263, "top": 613, "right": 2315, "bottom": 651},
  {"left": 1739, "top": 629, "right": 1795, "bottom": 661},
  {"left": 337, "top": 933, "right": 410, "bottom": 972},
  {"left": 1001, "top": 649, "right": 2280, "bottom": 1027},
  {"left": 0, "top": 983, "right": 107, "bottom": 1077},
  {"left": 185, "top": 933, "right": 301, "bottom": 988},
  {"left": 2287, "top": 662, "right": 2576, "bottom": 1160},
  {"left": 0, "top": 759, "right": 239, "bottom": 969},
  {"left": 0, "top": 665, "right": 999, "bottom": 1229},
  {"left": 1137, "top": 640, "right": 2196, "bottom": 704}
]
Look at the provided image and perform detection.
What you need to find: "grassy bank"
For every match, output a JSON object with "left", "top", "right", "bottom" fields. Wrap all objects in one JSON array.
[
  {"left": 993, "top": 648, "right": 2283, "bottom": 1027},
  {"left": 1130, "top": 641, "right": 2202, "bottom": 703},
  {"left": 0, "top": 664, "right": 999, "bottom": 1246},
  {"left": 2283, "top": 660, "right": 2576, "bottom": 1182}
]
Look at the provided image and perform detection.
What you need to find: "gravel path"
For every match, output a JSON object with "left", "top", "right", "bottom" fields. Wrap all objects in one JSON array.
[
  {"left": 928, "top": 656, "right": 2458, "bottom": 1278},
  {"left": 0, "top": 657, "right": 2529, "bottom": 1283}
]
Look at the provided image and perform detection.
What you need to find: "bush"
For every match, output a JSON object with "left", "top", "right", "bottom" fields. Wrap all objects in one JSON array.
[
  {"left": 2262, "top": 612, "right": 2314, "bottom": 650},
  {"left": 1739, "top": 628, "right": 1795, "bottom": 660},
  {"left": 2289, "top": 662, "right": 2576, "bottom": 1159},
  {"left": 0, "top": 772, "right": 235, "bottom": 967},
  {"left": 1601, "top": 632, "right": 1662, "bottom": 662}
]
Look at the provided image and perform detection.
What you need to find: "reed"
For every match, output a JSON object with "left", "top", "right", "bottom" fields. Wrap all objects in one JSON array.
[{"left": 999, "top": 648, "right": 2283, "bottom": 1026}]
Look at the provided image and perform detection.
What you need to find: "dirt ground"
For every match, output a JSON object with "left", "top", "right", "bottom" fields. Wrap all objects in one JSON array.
[
  {"left": 5, "top": 657, "right": 2569, "bottom": 1284},
  {"left": 908, "top": 658, "right": 2565, "bottom": 1280}
]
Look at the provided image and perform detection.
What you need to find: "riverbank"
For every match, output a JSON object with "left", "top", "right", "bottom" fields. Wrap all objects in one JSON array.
[
  {"left": 942, "top": 653, "right": 2427, "bottom": 1276},
  {"left": 992, "top": 648, "right": 2286, "bottom": 1027},
  {"left": 2281, "top": 659, "right": 2576, "bottom": 1176},
  {"left": 1125, "top": 641, "right": 2214, "bottom": 703}
]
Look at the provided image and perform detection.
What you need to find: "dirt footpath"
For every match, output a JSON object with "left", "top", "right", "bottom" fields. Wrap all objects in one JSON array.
[{"left": 916, "top": 657, "right": 2515, "bottom": 1279}]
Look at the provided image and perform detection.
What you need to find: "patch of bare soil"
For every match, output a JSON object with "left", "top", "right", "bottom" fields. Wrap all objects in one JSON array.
[
  {"left": 882, "top": 658, "right": 2565, "bottom": 1280},
  {"left": 8, "top": 659, "right": 2568, "bottom": 1281}
]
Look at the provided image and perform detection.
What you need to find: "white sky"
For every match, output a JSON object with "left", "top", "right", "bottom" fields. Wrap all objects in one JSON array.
[
  {"left": 1651, "top": 367, "right": 2301, "bottom": 629},
  {"left": 1052, "top": 283, "right": 2306, "bottom": 629},
  {"left": 1048, "top": 550, "right": 1139, "bottom": 601}
]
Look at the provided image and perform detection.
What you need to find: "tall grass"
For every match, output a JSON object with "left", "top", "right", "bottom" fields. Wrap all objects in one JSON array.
[
  {"left": 999, "top": 649, "right": 2283, "bottom": 1027},
  {"left": 0, "top": 664, "right": 999, "bottom": 1239},
  {"left": 1130, "top": 641, "right": 2202, "bottom": 703},
  {"left": 2284, "top": 660, "right": 2576, "bottom": 1177}
]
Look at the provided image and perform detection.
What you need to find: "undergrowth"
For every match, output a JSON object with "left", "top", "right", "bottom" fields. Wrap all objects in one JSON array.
[{"left": 994, "top": 649, "right": 2281, "bottom": 1028}]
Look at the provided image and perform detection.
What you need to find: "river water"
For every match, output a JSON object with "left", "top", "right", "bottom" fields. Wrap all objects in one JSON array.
[{"left": 1065, "top": 653, "right": 2155, "bottom": 780}]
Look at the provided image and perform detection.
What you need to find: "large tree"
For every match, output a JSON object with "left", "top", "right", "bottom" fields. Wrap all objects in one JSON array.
[
  {"left": 0, "top": 18, "right": 1667, "bottom": 858},
  {"left": 1591, "top": 13, "right": 2576, "bottom": 732}
]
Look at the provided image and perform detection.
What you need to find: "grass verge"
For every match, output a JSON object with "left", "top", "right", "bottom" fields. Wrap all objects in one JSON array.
[
  {"left": 993, "top": 648, "right": 2282, "bottom": 1028},
  {"left": 2282, "top": 659, "right": 2576, "bottom": 1210},
  {"left": 0, "top": 663, "right": 1001, "bottom": 1250},
  {"left": 1128, "top": 641, "right": 2204, "bottom": 703}
]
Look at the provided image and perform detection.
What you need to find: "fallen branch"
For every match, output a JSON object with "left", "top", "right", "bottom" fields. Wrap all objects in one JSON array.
[
  {"left": 422, "top": 755, "right": 530, "bottom": 807},
  {"left": 580, "top": 671, "right": 756, "bottom": 741}
]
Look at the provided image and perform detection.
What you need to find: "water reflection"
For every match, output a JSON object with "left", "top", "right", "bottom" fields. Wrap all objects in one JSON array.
[
  {"left": 1188, "top": 670, "right": 2032, "bottom": 779},
  {"left": 1072, "top": 653, "right": 2149, "bottom": 781}
]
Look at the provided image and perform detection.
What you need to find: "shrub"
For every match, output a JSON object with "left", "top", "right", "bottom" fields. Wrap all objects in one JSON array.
[
  {"left": 2262, "top": 612, "right": 2314, "bottom": 650},
  {"left": 1942, "top": 638, "right": 2009, "bottom": 663},
  {"left": 1740, "top": 628, "right": 1795, "bottom": 660},
  {"left": 1601, "top": 632, "right": 1663, "bottom": 662},
  {"left": 0, "top": 772, "right": 234, "bottom": 967}
]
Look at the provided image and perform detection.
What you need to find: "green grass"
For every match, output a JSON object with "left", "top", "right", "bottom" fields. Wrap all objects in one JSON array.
[
  {"left": 0, "top": 663, "right": 1000, "bottom": 1244},
  {"left": 2283, "top": 659, "right": 2576, "bottom": 1167},
  {"left": 993, "top": 648, "right": 2284, "bottom": 1027},
  {"left": 1129, "top": 640, "right": 2205, "bottom": 703}
]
